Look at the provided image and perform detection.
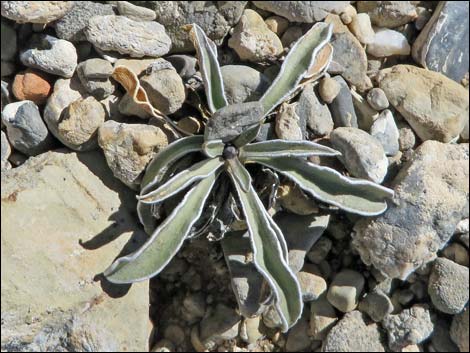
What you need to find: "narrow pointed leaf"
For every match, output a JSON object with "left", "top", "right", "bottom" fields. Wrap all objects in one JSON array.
[
  {"left": 226, "top": 157, "right": 251, "bottom": 192},
  {"left": 105, "top": 173, "right": 219, "bottom": 283},
  {"left": 260, "top": 23, "right": 333, "bottom": 116},
  {"left": 232, "top": 124, "right": 262, "bottom": 148},
  {"left": 229, "top": 171, "right": 303, "bottom": 332},
  {"left": 189, "top": 23, "right": 228, "bottom": 113},
  {"left": 203, "top": 139, "right": 224, "bottom": 158},
  {"left": 249, "top": 156, "right": 394, "bottom": 216},
  {"left": 240, "top": 140, "right": 341, "bottom": 159},
  {"left": 139, "top": 157, "right": 223, "bottom": 204}
]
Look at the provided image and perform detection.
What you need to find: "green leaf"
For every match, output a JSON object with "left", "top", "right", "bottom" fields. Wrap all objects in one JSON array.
[
  {"left": 139, "top": 157, "right": 224, "bottom": 204},
  {"left": 229, "top": 166, "right": 303, "bottom": 332},
  {"left": 202, "top": 139, "right": 224, "bottom": 158},
  {"left": 225, "top": 157, "right": 251, "bottom": 193},
  {"left": 232, "top": 124, "right": 262, "bottom": 148},
  {"left": 249, "top": 156, "right": 394, "bottom": 216},
  {"left": 105, "top": 173, "right": 219, "bottom": 283},
  {"left": 260, "top": 23, "right": 333, "bottom": 116},
  {"left": 189, "top": 23, "right": 228, "bottom": 113},
  {"left": 240, "top": 140, "right": 341, "bottom": 159}
]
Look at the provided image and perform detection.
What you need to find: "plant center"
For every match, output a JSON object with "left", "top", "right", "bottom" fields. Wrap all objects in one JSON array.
[{"left": 222, "top": 144, "right": 238, "bottom": 160}]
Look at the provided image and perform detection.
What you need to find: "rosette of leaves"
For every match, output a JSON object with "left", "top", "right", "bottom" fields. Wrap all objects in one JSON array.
[{"left": 104, "top": 23, "right": 394, "bottom": 331}]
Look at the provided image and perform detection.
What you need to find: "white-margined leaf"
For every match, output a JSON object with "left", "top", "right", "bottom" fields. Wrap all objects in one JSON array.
[
  {"left": 225, "top": 157, "right": 251, "bottom": 192},
  {"left": 202, "top": 139, "right": 224, "bottom": 158},
  {"left": 240, "top": 139, "right": 340, "bottom": 159}
]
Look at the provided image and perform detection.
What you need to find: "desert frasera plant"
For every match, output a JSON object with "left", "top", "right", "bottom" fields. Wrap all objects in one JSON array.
[{"left": 104, "top": 23, "right": 394, "bottom": 331}]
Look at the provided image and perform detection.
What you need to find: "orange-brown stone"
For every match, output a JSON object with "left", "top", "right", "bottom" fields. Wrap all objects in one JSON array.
[{"left": 12, "top": 69, "right": 52, "bottom": 105}]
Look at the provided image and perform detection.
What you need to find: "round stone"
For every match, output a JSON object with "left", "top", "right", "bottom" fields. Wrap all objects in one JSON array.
[
  {"left": 327, "top": 269, "right": 365, "bottom": 312},
  {"left": 367, "top": 88, "right": 389, "bottom": 111},
  {"left": 12, "top": 69, "right": 52, "bottom": 105}
]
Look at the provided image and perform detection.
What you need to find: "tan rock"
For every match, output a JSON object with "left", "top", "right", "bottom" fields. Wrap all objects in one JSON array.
[
  {"left": 264, "top": 15, "right": 289, "bottom": 36},
  {"left": 349, "top": 13, "right": 375, "bottom": 44}
]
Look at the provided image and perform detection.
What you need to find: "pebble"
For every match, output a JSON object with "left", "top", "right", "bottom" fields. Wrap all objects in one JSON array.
[
  {"left": 397, "top": 122, "right": 416, "bottom": 151},
  {"left": 228, "top": 9, "right": 283, "bottom": 62},
  {"left": 307, "top": 237, "right": 332, "bottom": 264},
  {"left": 442, "top": 242, "right": 469, "bottom": 267},
  {"left": 139, "top": 62, "right": 186, "bottom": 115},
  {"left": 350, "top": 89, "right": 378, "bottom": 130},
  {"left": 430, "top": 319, "right": 459, "bottom": 352},
  {"left": 328, "top": 76, "right": 358, "bottom": 128},
  {"left": 297, "top": 270, "right": 327, "bottom": 302},
  {"left": 98, "top": 120, "right": 169, "bottom": 189},
  {"left": 277, "top": 181, "right": 318, "bottom": 215},
  {"left": 1, "top": 101, "right": 53, "bottom": 156},
  {"left": 116, "top": 1, "right": 157, "bottom": 22},
  {"left": 309, "top": 294, "right": 338, "bottom": 340},
  {"left": 357, "top": 1, "right": 418, "bottom": 28},
  {"left": 281, "top": 26, "right": 303, "bottom": 48},
  {"left": 370, "top": 109, "right": 400, "bottom": 156},
  {"left": 330, "top": 127, "right": 389, "bottom": 183},
  {"left": 20, "top": 34, "right": 77, "bottom": 78},
  {"left": 166, "top": 55, "right": 197, "bottom": 80},
  {"left": 12, "top": 69, "right": 51, "bottom": 105},
  {"left": 367, "top": 28, "right": 411, "bottom": 57},
  {"left": 349, "top": 13, "right": 375, "bottom": 44},
  {"left": 1, "top": 20, "right": 17, "bottom": 62},
  {"left": 57, "top": 97, "right": 105, "bottom": 151},
  {"left": 1, "top": 1, "right": 74, "bottom": 23},
  {"left": 455, "top": 218, "right": 470, "bottom": 235},
  {"left": 428, "top": 257, "right": 469, "bottom": 314},
  {"left": 1, "top": 130, "right": 11, "bottom": 169},
  {"left": 340, "top": 5, "right": 357, "bottom": 25},
  {"left": 450, "top": 307, "right": 469, "bottom": 352},
  {"left": 54, "top": 1, "right": 114, "bottom": 42},
  {"left": 366, "top": 87, "right": 389, "bottom": 111},
  {"left": 382, "top": 305, "right": 434, "bottom": 350},
  {"left": 264, "top": 15, "right": 289, "bottom": 36},
  {"left": 240, "top": 316, "right": 262, "bottom": 344},
  {"left": 199, "top": 304, "right": 240, "bottom": 350},
  {"left": 377, "top": 65, "right": 468, "bottom": 142},
  {"left": 77, "top": 58, "right": 116, "bottom": 100},
  {"left": 327, "top": 269, "right": 365, "bottom": 312},
  {"left": 118, "top": 93, "right": 151, "bottom": 119},
  {"left": 85, "top": 15, "right": 171, "bottom": 58},
  {"left": 319, "top": 76, "right": 341, "bottom": 104},
  {"left": 296, "top": 83, "right": 334, "bottom": 136},
  {"left": 285, "top": 315, "right": 310, "bottom": 352},
  {"left": 358, "top": 289, "right": 394, "bottom": 322},
  {"left": 275, "top": 103, "right": 304, "bottom": 141},
  {"left": 221, "top": 65, "right": 271, "bottom": 105}
]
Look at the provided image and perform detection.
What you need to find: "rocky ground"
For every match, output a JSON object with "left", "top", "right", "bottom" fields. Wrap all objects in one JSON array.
[{"left": 1, "top": 1, "right": 469, "bottom": 352}]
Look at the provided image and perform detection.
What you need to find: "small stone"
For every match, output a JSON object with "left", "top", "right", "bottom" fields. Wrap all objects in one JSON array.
[
  {"left": 319, "top": 76, "right": 341, "bottom": 104},
  {"left": 140, "top": 63, "right": 186, "bottom": 115},
  {"left": 54, "top": 1, "right": 114, "bottom": 42},
  {"left": 242, "top": 316, "right": 262, "bottom": 345},
  {"left": 428, "top": 257, "right": 469, "bottom": 314},
  {"left": 118, "top": 93, "right": 151, "bottom": 119},
  {"left": 281, "top": 26, "right": 303, "bottom": 48},
  {"left": 357, "top": 1, "right": 418, "bottom": 28},
  {"left": 275, "top": 103, "right": 304, "bottom": 141},
  {"left": 340, "top": 5, "right": 357, "bottom": 25},
  {"left": 1, "top": 130, "right": 12, "bottom": 170},
  {"left": 442, "top": 243, "right": 469, "bottom": 267},
  {"left": 397, "top": 122, "right": 416, "bottom": 151},
  {"left": 20, "top": 34, "right": 77, "bottom": 78},
  {"left": 297, "top": 270, "right": 327, "bottom": 302},
  {"left": 116, "top": 1, "right": 157, "bottom": 22},
  {"left": 1, "top": 20, "right": 17, "bottom": 61},
  {"left": 228, "top": 9, "right": 283, "bottom": 62},
  {"left": 430, "top": 319, "right": 459, "bottom": 353},
  {"left": 414, "top": 7, "right": 432, "bottom": 31},
  {"left": 309, "top": 295, "right": 338, "bottom": 340},
  {"left": 349, "top": 13, "right": 375, "bottom": 44},
  {"left": 307, "top": 237, "right": 332, "bottom": 264},
  {"left": 277, "top": 181, "right": 318, "bottom": 215},
  {"left": 98, "top": 120, "right": 169, "bottom": 189},
  {"left": 77, "top": 58, "right": 116, "bottom": 100},
  {"left": 199, "top": 304, "right": 240, "bottom": 350},
  {"left": 2, "top": 101, "right": 53, "bottom": 156},
  {"left": 377, "top": 65, "right": 469, "bottom": 142},
  {"left": 366, "top": 88, "right": 389, "bottom": 111},
  {"left": 330, "top": 127, "right": 389, "bottom": 183},
  {"left": 382, "top": 305, "right": 434, "bottom": 350},
  {"left": 350, "top": 88, "right": 379, "bottom": 130},
  {"left": 286, "top": 315, "right": 310, "bottom": 352},
  {"left": 1, "top": 1, "right": 74, "bottom": 23},
  {"left": 296, "top": 83, "right": 334, "bottom": 136},
  {"left": 166, "top": 55, "right": 197, "bottom": 80},
  {"left": 221, "top": 65, "right": 271, "bottom": 105},
  {"left": 264, "top": 16, "right": 289, "bottom": 36},
  {"left": 327, "top": 270, "right": 365, "bottom": 312},
  {"left": 57, "top": 97, "right": 105, "bottom": 151},
  {"left": 323, "top": 311, "right": 385, "bottom": 352},
  {"left": 358, "top": 290, "right": 394, "bottom": 322},
  {"left": 328, "top": 76, "right": 358, "bottom": 128},
  {"left": 114, "top": 58, "right": 164, "bottom": 76},
  {"left": 450, "top": 307, "right": 469, "bottom": 352},
  {"left": 12, "top": 69, "right": 51, "bottom": 105},
  {"left": 177, "top": 116, "right": 201, "bottom": 135},
  {"left": 85, "top": 15, "right": 171, "bottom": 58},
  {"left": 370, "top": 109, "right": 400, "bottom": 156},
  {"left": 456, "top": 218, "right": 470, "bottom": 235},
  {"left": 367, "top": 28, "right": 411, "bottom": 57}
]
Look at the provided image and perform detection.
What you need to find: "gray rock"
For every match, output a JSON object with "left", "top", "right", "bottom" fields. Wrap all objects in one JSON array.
[
  {"left": 353, "top": 141, "right": 469, "bottom": 280},
  {"left": 358, "top": 290, "right": 394, "bottom": 322},
  {"left": 1, "top": 1, "right": 74, "bottom": 23},
  {"left": 252, "top": 1, "right": 350, "bottom": 23},
  {"left": 370, "top": 109, "right": 400, "bottom": 156},
  {"left": 85, "top": 15, "right": 171, "bottom": 58},
  {"left": 350, "top": 89, "right": 379, "bottom": 131},
  {"left": 116, "top": 1, "right": 156, "bottom": 22},
  {"left": 77, "top": 58, "right": 116, "bottom": 100},
  {"left": 323, "top": 311, "right": 385, "bottom": 352},
  {"left": 1, "top": 101, "right": 53, "bottom": 156},
  {"left": 1, "top": 20, "right": 17, "bottom": 62},
  {"left": 328, "top": 76, "right": 358, "bottom": 128},
  {"left": 450, "top": 307, "right": 469, "bottom": 352},
  {"left": 275, "top": 103, "right": 304, "bottom": 141},
  {"left": 431, "top": 319, "right": 459, "bottom": 352},
  {"left": 442, "top": 242, "right": 469, "bottom": 267},
  {"left": 151, "top": 1, "right": 247, "bottom": 53},
  {"left": 1, "top": 61, "right": 16, "bottom": 77},
  {"left": 0, "top": 151, "right": 150, "bottom": 351},
  {"left": 309, "top": 294, "right": 338, "bottom": 340},
  {"left": 139, "top": 62, "right": 186, "bottom": 115},
  {"left": 357, "top": 1, "right": 418, "bottom": 28},
  {"left": 327, "top": 270, "right": 365, "bottom": 313},
  {"left": 20, "top": 34, "right": 77, "bottom": 78},
  {"left": 382, "top": 305, "right": 434, "bottom": 350},
  {"left": 366, "top": 88, "right": 389, "bottom": 111},
  {"left": 98, "top": 120, "right": 169, "bottom": 189},
  {"left": 54, "top": 1, "right": 114, "bottom": 42},
  {"left": 412, "top": 1, "right": 469, "bottom": 83},
  {"left": 221, "top": 65, "right": 271, "bottom": 105},
  {"left": 367, "top": 27, "right": 411, "bottom": 57},
  {"left": 199, "top": 304, "right": 240, "bottom": 350},
  {"left": 307, "top": 237, "right": 332, "bottom": 264},
  {"left": 274, "top": 212, "right": 330, "bottom": 273},
  {"left": 166, "top": 55, "right": 197, "bottom": 80},
  {"left": 285, "top": 315, "right": 311, "bottom": 351},
  {"left": 428, "top": 258, "right": 469, "bottom": 314},
  {"left": 297, "top": 270, "right": 327, "bottom": 302},
  {"left": 296, "top": 83, "right": 334, "bottom": 136},
  {"left": 281, "top": 26, "right": 303, "bottom": 48},
  {"left": 1, "top": 130, "right": 11, "bottom": 169},
  {"left": 330, "top": 127, "right": 389, "bottom": 183}
]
